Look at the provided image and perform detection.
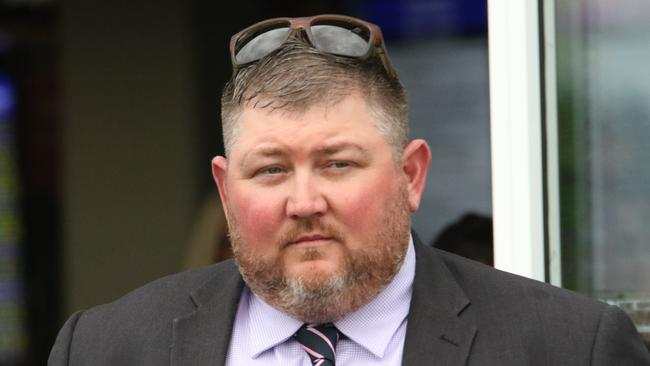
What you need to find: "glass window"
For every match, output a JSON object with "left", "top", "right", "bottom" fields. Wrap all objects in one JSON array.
[
  {"left": 554, "top": 0, "right": 650, "bottom": 347},
  {"left": 348, "top": 0, "right": 492, "bottom": 245}
]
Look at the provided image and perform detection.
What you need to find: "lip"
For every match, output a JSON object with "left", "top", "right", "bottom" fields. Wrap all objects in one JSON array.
[{"left": 288, "top": 234, "right": 334, "bottom": 246}]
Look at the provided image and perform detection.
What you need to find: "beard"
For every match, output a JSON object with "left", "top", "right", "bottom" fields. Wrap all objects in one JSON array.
[{"left": 227, "top": 186, "right": 412, "bottom": 323}]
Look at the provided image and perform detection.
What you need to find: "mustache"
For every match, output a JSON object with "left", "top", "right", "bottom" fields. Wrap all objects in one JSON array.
[{"left": 278, "top": 218, "right": 344, "bottom": 247}]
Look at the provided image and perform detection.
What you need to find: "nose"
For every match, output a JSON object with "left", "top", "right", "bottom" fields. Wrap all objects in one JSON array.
[{"left": 285, "top": 174, "right": 328, "bottom": 219}]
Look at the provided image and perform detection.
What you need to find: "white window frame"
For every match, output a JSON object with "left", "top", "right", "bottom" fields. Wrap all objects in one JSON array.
[{"left": 488, "top": 0, "right": 560, "bottom": 282}]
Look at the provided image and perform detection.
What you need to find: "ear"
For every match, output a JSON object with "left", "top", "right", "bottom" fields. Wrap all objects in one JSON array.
[
  {"left": 401, "top": 139, "right": 432, "bottom": 212},
  {"left": 211, "top": 156, "right": 230, "bottom": 218}
]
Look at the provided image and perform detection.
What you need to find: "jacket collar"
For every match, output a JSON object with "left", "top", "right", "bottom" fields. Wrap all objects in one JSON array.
[
  {"left": 170, "top": 260, "right": 244, "bottom": 366},
  {"left": 169, "top": 233, "right": 476, "bottom": 366},
  {"left": 401, "top": 233, "right": 476, "bottom": 366}
]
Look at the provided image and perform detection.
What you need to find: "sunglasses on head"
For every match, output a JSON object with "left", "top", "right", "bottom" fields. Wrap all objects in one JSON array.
[{"left": 229, "top": 14, "right": 395, "bottom": 76}]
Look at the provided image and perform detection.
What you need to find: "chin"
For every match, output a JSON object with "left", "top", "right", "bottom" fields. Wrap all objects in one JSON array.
[{"left": 285, "top": 258, "right": 342, "bottom": 280}]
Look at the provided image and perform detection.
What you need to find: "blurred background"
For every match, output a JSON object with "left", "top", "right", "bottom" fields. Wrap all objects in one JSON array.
[
  {"left": 554, "top": 0, "right": 650, "bottom": 349},
  {"left": 0, "top": 0, "right": 490, "bottom": 364},
  {"left": 0, "top": 0, "right": 649, "bottom": 364}
]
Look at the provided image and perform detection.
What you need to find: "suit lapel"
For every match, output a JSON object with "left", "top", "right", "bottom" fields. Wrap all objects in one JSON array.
[
  {"left": 402, "top": 235, "right": 477, "bottom": 366},
  {"left": 170, "top": 261, "right": 244, "bottom": 366},
  {"left": 169, "top": 235, "right": 477, "bottom": 365}
]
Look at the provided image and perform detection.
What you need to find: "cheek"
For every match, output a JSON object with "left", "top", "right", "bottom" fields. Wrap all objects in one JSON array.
[
  {"left": 229, "top": 188, "right": 283, "bottom": 245},
  {"left": 335, "top": 175, "right": 399, "bottom": 230},
  {"left": 339, "top": 190, "right": 377, "bottom": 226}
]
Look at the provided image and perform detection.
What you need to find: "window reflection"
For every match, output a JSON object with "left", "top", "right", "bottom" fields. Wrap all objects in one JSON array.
[{"left": 554, "top": 0, "right": 650, "bottom": 348}]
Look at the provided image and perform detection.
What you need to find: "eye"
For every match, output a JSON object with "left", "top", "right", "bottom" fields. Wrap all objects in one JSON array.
[
  {"left": 330, "top": 161, "right": 351, "bottom": 169},
  {"left": 258, "top": 166, "right": 285, "bottom": 175},
  {"left": 325, "top": 161, "right": 356, "bottom": 171}
]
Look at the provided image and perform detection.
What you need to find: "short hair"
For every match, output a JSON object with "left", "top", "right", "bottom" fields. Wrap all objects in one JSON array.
[{"left": 220, "top": 37, "right": 408, "bottom": 157}]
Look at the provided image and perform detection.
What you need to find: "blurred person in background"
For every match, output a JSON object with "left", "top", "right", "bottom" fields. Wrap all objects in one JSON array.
[
  {"left": 432, "top": 213, "right": 493, "bottom": 266},
  {"left": 48, "top": 14, "right": 650, "bottom": 365}
]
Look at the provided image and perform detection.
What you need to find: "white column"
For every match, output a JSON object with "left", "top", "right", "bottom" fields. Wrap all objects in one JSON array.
[
  {"left": 488, "top": 0, "right": 546, "bottom": 281},
  {"left": 542, "top": 0, "right": 563, "bottom": 287}
]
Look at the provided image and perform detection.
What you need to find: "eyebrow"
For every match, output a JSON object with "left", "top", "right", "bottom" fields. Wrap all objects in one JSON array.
[
  {"left": 314, "top": 142, "right": 371, "bottom": 159},
  {"left": 238, "top": 142, "right": 371, "bottom": 169},
  {"left": 239, "top": 146, "right": 287, "bottom": 169}
]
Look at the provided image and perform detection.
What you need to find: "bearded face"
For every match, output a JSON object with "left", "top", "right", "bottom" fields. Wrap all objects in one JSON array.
[
  {"left": 211, "top": 93, "right": 430, "bottom": 322},
  {"left": 228, "top": 186, "right": 411, "bottom": 323}
]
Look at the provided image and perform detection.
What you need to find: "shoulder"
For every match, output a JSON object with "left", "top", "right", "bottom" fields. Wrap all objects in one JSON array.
[
  {"left": 52, "top": 260, "right": 241, "bottom": 363},
  {"left": 417, "top": 245, "right": 650, "bottom": 363},
  {"left": 81, "top": 259, "right": 239, "bottom": 320},
  {"left": 433, "top": 247, "right": 608, "bottom": 319},
  {"left": 440, "top": 248, "right": 599, "bottom": 303}
]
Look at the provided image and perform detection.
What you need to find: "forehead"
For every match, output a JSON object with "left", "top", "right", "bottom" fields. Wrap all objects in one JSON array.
[{"left": 230, "top": 93, "right": 389, "bottom": 158}]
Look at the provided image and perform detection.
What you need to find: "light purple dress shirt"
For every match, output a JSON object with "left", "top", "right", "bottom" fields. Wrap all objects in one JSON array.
[{"left": 225, "top": 236, "right": 415, "bottom": 365}]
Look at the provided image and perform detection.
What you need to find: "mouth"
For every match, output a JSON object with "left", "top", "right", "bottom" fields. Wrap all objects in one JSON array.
[{"left": 287, "top": 234, "right": 336, "bottom": 246}]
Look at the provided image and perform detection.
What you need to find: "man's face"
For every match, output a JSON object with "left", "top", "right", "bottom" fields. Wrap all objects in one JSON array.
[{"left": 212, "top": 93, "right": 430, "bottom": 322}]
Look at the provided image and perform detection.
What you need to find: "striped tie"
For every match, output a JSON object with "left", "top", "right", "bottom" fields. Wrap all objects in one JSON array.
[{"left": 295, "top": 323, "right": 340, "bottom": 366}]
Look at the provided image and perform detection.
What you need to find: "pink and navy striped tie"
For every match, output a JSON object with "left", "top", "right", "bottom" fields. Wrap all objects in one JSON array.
[{"left": 295, "top": 323, "right": 340, "bottom": 366}]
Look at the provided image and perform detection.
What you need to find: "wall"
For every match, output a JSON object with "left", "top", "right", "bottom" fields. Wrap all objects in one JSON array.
[{"left": 61, "top": 1, "right": 199, "bottom": 314}]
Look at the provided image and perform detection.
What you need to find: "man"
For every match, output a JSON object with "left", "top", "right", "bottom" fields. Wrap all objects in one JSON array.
[{"left": 49, "top": 15, "right": 649, "bottom": 365}]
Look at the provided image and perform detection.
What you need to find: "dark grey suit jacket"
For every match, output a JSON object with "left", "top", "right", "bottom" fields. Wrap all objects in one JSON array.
[{"left": 49, "top": 237, "right": 650, "bottom": 365}]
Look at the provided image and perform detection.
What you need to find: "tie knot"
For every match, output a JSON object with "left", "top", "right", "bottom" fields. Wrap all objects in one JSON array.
[{"left": 295, "top": 323, "right": 340, "bottom": 366}]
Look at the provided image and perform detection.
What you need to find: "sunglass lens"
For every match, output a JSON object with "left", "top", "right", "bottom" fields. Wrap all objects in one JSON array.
[
  {"left": 310, "top": 23, "right": 370, "bottom": 57},
  {"left": 235, "top": 26, "right": 290, "bottom": 64}
]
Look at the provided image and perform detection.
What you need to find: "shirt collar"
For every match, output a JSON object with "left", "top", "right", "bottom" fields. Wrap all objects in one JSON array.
[
  {"left": 334, "top": 236, "right": 415, "bottom": 358},
  {"left": 247, "top": 288, "right": 303, "bottom": 358},
  {"left": 246, "top": 235, "right": 416, "bottom": 359}
]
